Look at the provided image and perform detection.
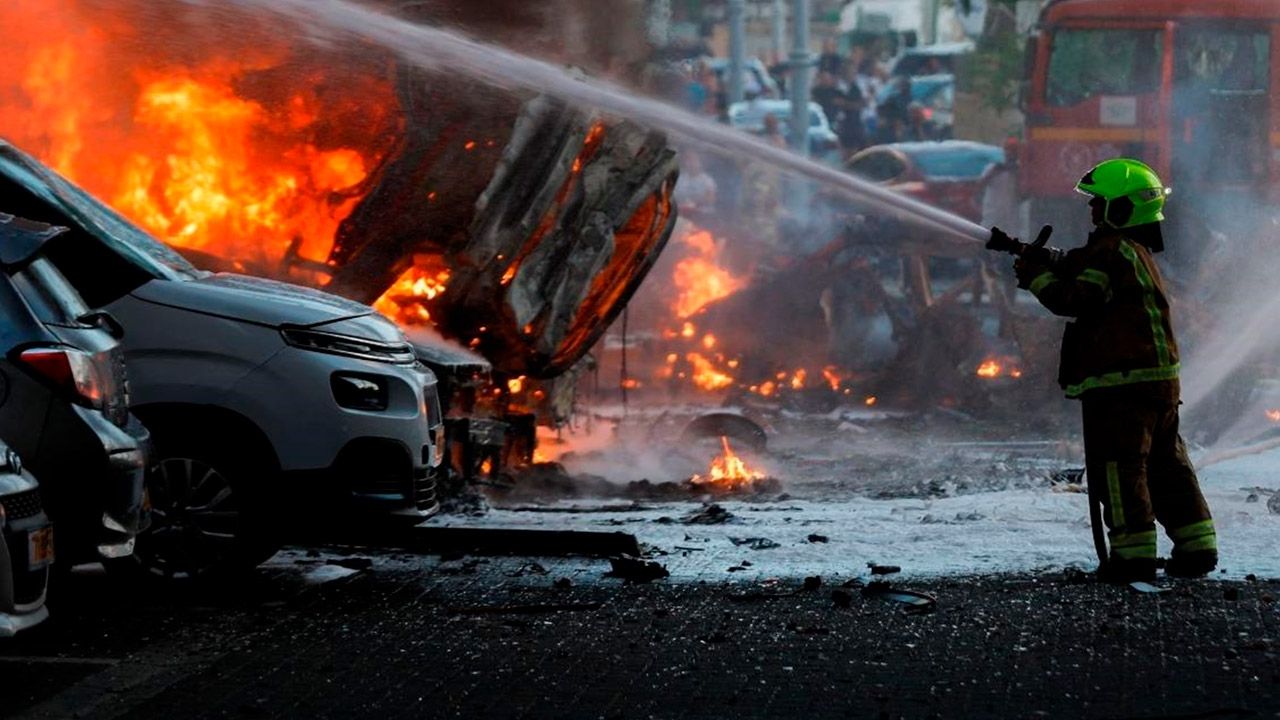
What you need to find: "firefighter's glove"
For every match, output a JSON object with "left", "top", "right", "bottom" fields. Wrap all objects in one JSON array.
[{"left": 1014, "top": 256, "right": 1047, "bottom": 291}]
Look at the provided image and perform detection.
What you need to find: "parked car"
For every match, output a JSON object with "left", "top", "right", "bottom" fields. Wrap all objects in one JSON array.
[
  {"left": 844, "top": 140, "right": 1005, "bottom": 221},
  {"left": 876, "top": 73, "right": 955, "bottom": 139},
  {"left": 726, "top": 99, "right": 841, "bottom": 158},
  {"left": 0, "top": 441, "right": 52, "bottom": 636},
  {"left": 0, "top": 139, "right": 445, "bottom": 579},
  {"left": 0, "top": 212, "right": 147, "bottom": 566},
  {"left": 889, "top": 41, "right": 974, "bottom": 77}
]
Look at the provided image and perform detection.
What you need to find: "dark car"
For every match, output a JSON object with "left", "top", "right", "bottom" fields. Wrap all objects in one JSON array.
[
  {"left": 0, "top": 440, "right": 51, "bottom": 636},
  {"left": 844, "top": 140, "right": 1005, "bottom": 221},
  {"left": 0, "top": 213, "right": 148, "bottom": 567}
]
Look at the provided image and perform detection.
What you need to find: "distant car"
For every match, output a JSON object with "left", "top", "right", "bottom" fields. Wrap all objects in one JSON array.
[
  {"left": 726, "top": 99, "right": 841, "bottom": 157},
  {"left": 0, "top": 441, "right": 52, "bottom": 636},
  {"left": 0, "top": 213, "right": 148, "bottom": 567},
  {"left": 0, "top": 139, "right": 444, "bottom": 579},
  {"left": 844, "top": 140, "right": 1005, "bottom": 221},
  {"left": 876, "top": 74, "right": 955, "bottom": 138},
  {"left": 889, "top": 41, "right": 974, "bottom": 77}
]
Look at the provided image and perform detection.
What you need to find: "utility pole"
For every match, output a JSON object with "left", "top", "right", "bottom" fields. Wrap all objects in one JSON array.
[
  {"left": 787, "top": 0, "right": 812, "bottom": 217},
  {"left": 772, "top": 0, "right": 786, "bottom": 65},
  {"left": 727, "top": 0, "right": 746, "bottom": 105},
  {"left": 788, "top": 0, "right": 811, "bottom": 156}
]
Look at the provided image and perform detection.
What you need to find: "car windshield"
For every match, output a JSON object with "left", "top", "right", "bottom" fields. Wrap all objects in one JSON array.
[
  {"left": 1047, "top": 29, "right": 1163, "bottom": 106},
  {"left": 904, "top": 147, "right": 1003, "bottom": 179},
  {"left": 0, "top": 146, "right": 202, "bottom": 282}
]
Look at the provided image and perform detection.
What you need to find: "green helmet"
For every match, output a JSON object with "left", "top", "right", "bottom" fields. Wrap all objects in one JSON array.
[{"left": 1075, "top": 157, "right": 1171, "bottom": 228}]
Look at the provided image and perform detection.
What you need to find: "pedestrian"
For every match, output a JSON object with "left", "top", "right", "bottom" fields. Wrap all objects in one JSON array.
[
  {"left": 811, "top": 70, "right": 843, "bottom": 126},
  {"left": 990, "top": 158, "right": 1218, "bottom": 583}
]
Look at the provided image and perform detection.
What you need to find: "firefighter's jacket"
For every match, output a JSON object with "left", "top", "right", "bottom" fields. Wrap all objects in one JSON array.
[{"left": 1025, "top": 227, "right": 1179, "bottom": 399}]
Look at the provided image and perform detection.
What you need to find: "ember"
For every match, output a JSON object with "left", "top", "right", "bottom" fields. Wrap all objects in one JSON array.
[{"left": 691, "top": 436, "right": 765, "bottom": 491}]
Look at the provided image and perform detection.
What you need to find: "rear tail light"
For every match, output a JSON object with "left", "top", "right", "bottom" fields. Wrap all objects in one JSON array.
[{"left": 18, "top": 347, "right": 113, "bottom": 409}]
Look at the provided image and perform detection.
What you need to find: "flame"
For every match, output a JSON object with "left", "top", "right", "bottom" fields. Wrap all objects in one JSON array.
[
  {"left": 822, "top": 366, "right": 842, "bottom": 391},
  {"left": 681, "top": 321, "right": 697, "bottom": 339},
  {"left": 790, "top": 369, "right": 807, "bottom": 390},
  {"left": 976, "top": 360, "right": 1001, "bottom": 378},
  {"left": 0, "top": 1, "right": 399, "bottom": 271},
  {"left": 686, "top": 352, "right": 735, "bottom": 391},
  {"left": 1267, "top": 409, "right": 1280, "bottom": 423},
  {"left": 672, "top": 229, "right": 748, "bottom": 319},
  {"left": 692, "top": 436, "right": 764, "bottom": 490},
  {"left": 372, "top": 260, "right": 451, "bottom": 325},
  {"left": 507, "top": 376, "right": 526, "bottom": 394},
  {"left": 865, "top": 395, "right": 877, "bottom": 406},
  {"left": 975, "top": 358, "right": 1023, "bottom": 380}
]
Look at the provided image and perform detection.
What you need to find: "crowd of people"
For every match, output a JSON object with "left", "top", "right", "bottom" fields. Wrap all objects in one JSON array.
[{"left": 659, "top": 37, "right": 945, "bottom": 162}]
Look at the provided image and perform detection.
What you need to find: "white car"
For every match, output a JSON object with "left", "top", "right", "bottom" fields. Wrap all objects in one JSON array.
[
  {"left": 0, "top": 442, "right": 51, "bottom": 636},
  {"left": 0, "top": 140, "right": 444, "bottom": 579}
]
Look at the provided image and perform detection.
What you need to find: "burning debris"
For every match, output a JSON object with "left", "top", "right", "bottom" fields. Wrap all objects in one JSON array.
[{"left": 691, "top": 436, "right": 768, "bottom": 492}]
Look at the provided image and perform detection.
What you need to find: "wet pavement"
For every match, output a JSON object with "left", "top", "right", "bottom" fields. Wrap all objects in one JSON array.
[{"left": 3, "top": 548, "right": 1278, "bottom": 719}]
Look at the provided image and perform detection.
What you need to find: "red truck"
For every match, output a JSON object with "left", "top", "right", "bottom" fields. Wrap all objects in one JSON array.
[{"left": 1016, "top": 0, "right": 1280, "bottom": 254}]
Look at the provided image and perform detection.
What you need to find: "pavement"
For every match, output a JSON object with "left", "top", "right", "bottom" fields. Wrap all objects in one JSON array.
[{"left": 2, "top": 548, "right": 1278, "bottom": 720}]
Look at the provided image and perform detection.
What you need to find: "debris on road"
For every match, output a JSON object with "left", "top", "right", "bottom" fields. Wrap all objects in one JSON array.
[
  {"left": 730, "top": 537, "right": 780, "bottom": 550},
  {"left": 831, "top": 589, "right": 854, "bottom": 608},
  {"left": 1128, "top": 581, "right": 1169, "bottom": 594},
  {"left": 553, "top": 577, "right": 574, "bottom": 589},
  {"left": 606, "top": 555, "right": 670, "bottom": 583},
  {"left": 682, "top": 503, "right": 735, "bottom": 525},
  {"left": 806, "top": 533, "right": 829, "bottom": 543},
  {"left": 868, "top": 563, "right": 902, "bottom": 575},
  {"left": 803, "top": 576, "right": 822, "bottom": 591},
  {"left": 862, "top": 582, "right": 937, "bottom": 614}
]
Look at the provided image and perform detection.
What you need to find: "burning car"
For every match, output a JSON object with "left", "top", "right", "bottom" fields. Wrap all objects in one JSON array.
[
  {"left": 0, "top": 441, "right": 52, "bottom": 636},
  {"left": 0, "top": 212, "right": 147, "bottom": 566},
  {"left": 0, "top": 140, "right": 445, "bottom": 578}
]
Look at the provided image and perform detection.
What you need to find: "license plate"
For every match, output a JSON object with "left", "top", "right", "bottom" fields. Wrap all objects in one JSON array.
[{"left": 28, "top": 526, "right": 54, "bottom": 569}]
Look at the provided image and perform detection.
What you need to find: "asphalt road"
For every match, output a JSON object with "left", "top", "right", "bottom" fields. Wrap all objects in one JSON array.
[{"left": 2, "top": 548, "right": 1278, "bottom": 720}]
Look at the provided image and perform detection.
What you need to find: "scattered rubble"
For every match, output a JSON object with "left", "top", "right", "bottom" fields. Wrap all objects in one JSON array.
[
  {"left": 862, "top": 582, "right": 938, "bottom": 614},
  {"left": 606, "top": 554, "right": 669, "bottom": 583},
  {"left": 682, "top": 503, "right": 735, "bottom": 525},
  {"left": 806, "top": 533, "right": 829, "bottom": 543},
  {"left": 730, "top": 537, "right": 780, "bottom": 550},
  {"left": 868, "top": 563, "right": 902, "bottom": 576}
]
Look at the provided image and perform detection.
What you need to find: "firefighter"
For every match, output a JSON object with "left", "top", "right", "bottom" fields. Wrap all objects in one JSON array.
[{"left": 990, "top": 158, "right": 1217, "bottom": 582}]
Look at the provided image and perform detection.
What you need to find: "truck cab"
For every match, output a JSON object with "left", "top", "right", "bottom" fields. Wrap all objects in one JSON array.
[{"left": 1019, "top": 0, "right": 1279, "bottom": 268}]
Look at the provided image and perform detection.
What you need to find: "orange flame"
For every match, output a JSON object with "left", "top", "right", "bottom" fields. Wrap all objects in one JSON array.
[
  {"left": 1267, "top": 409, "right": 1280, "bottom": 423},
  {"left": 976, "top": 360, "right": 1001, "bottom": 378},
  {"left": 672, "top": 229, "right": 748, "bottom": 319},
  {"left": 0, "top": 1, "right": 399, "bottom": 272},
  {"left": 372, "top": 260, "right": 451, "bottom": 325},
  {"left": 686, "top": 352, "right": 735, "bottom": 391},
  {"left": 692, "top": 436, "right": 764, "bottom": 490}
]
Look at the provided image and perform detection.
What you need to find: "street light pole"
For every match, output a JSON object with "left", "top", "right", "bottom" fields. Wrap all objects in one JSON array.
[
  {"left": 788, "top": 0, "right": 811, "bottom": 156},
  {"left": 772, "top": 0, "right": 786, "bottom": 64},
  {"left": 727, "top": 0, "right": 746, "bottom": 105}
]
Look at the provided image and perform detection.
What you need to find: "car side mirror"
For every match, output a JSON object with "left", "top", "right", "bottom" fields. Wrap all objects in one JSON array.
[{"left": 79, "top": 309, "right": 125, "bottom": 339}]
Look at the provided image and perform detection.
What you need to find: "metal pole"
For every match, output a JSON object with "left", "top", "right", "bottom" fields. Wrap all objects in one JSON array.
[
  {"left": 788, "top": 0, "right": 811, "bottom": 156},
  {"left": 727, "top": 0, "right": 746, "bottom": 105},
  {"left": 772, "top": 0, "right": 786, "bottom": 65}
]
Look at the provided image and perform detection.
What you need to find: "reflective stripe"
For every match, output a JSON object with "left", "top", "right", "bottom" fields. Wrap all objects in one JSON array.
[
  {"left": 1106, "top": 461, "right": 1124, "bottom": 528},
  {"left": 1078, "top": 268, "right": 1111, "bottom": 296},
  {"left": 1118, "top": 241, "right": 1171, "bottom": 366},
  {"left": 1029, "top": 271, "right": 1056, "bottom": 296},
  {"left": 1064, "top": 363, "right": 1180, "bottom": 398},
  {"left": 1170, "top": 519, "right": 1217, "bottom": 552},
  {"left": 1110, "top": 529, "right": 1158, "bottom": 560}
]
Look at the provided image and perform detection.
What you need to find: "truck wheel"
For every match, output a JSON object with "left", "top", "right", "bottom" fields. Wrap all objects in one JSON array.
[{"left": 110, "top": 435, "right": 281, "bottom": 580}]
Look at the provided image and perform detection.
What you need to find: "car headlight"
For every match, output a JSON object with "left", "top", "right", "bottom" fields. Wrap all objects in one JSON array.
[
  {"left": 331, "top": 372, "right": 390, "bottom": 411},
  {"left": 282, "top": 328, "right": 417, "bottom": 364}
]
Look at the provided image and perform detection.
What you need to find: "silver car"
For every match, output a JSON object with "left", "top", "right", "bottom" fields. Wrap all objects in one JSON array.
[
  {"left": 0, "top": 140, "right": 444, "bottom": 579},
  {"left": 0, "top": 442, "right": 51, "bottom": 636}
]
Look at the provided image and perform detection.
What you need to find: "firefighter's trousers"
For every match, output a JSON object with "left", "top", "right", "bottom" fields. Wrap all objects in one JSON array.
[{"left": 1081, "top": 381, "right": 1216, "bottom": 569}]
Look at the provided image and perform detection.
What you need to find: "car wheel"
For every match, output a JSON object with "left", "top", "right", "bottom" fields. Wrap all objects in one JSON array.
[{"left": 111, "top": 438, "right": 281, "bottom": 580}]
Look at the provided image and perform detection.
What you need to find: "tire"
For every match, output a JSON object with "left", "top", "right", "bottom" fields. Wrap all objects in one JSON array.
[{"left": 108, "top": 433, "right": 281, "bottom": 581}]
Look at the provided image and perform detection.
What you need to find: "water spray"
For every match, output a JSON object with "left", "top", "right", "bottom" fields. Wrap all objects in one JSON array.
[{"left": 211, "top": 0, "right": 991, "bottom": 246}]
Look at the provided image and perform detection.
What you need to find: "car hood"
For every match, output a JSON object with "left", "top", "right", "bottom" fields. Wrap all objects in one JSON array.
[{"left": 130, "top": 273, "right": 375, "bottom": 328}]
